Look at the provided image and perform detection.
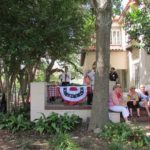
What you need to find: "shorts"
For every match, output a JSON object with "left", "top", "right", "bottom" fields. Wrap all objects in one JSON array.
[
  {"left": 127, "top": 101, "right": 140, "bottom": 109},
  {"left": 139, "top": 100, "right": 148, "bottom": 107}
]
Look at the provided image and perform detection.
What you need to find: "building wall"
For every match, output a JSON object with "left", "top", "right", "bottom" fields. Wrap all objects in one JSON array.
[
  {"left": 128, "top": 48, "right": 140, "bottom": 88},
  {"left": 128, "top": 48, "right": 150, "bottom": 89},
  {"left": 140, "top": 50, "right": 150, "bottom": 85},
  {"left": 83, "top": 51, "right": 128, "bottom": 73},
  {"left": 81, "top": 20, "right": 128, "bottom": 90},
  {"left": 82, "top": 51, "right": 128, "bottom": 91},
  {"left": 110, "top": 51, "right": 128, "bottom": 69},
  {"left": 83, "top": 52, "right": 95, "bottom": 73}
]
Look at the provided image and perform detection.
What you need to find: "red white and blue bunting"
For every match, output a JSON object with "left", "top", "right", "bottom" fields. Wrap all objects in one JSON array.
[{"left": 59, "top": 86, "right": 87, "bottom": 103}]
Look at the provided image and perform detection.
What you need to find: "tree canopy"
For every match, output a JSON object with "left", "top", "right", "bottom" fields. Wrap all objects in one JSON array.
[
  {"left": 112, "top": 0, "right": 122, "bottom": 16},
  {"left": 0, "top": 0, "right": 124, "bottom": 115},
  {"left": 0, "top": 0, "right": 94, "bottom": 63},
  {"left": 125, "top": 0, "right": 150, "bottom": 51},
  {"left": 0, "top": 0, "right": 94, "bottom": 110}
]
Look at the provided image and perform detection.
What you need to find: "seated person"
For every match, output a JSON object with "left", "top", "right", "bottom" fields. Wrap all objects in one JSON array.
[
  {"left": 127, "top": 86, "right": 140, "bottom": 117},
  {"left": 137, "top": 84, "right": 150, "bottom": 117},
  {"left": 108, "top": 84, "right": 130, "bottom": 123}
]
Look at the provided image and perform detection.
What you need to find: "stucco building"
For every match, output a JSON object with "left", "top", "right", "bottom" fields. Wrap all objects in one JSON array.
[
  {"left": 80, "top": 16, "right": 128, "bottom": 91},
  {"left": 80, "top": 0, "right": 150, "bottom": 91}
]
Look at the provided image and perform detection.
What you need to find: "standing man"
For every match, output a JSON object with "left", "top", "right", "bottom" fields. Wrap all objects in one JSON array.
[
  {"left": 59, "top": 66, "right": 71, "bottom": 86},
  {"left": 87, "top": 61, "right": 96, "bottom": 105},
  {"left": 109, "top": 67, "right": 119, "bottom": 92}
]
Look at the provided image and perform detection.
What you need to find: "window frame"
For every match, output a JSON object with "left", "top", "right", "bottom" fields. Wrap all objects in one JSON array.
[{"left": 110, "top": 29, "right": 122, "bottom": 45}]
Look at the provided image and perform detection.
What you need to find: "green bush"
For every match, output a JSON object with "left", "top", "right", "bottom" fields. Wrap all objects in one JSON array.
[
  {"left": 34, "top": 112, "right": 82, "bottom": 134},
  {"left": 0, "top": 113, "right": 33, "bottom": 133},
  {"left": 0, "top": 111, "right": 82, "bottom": 135},
  {"left": 129, "top": 128, "right": 150, "bottom": 149},
  {"left": 100, "top": 123, "right": 131, "bottom": 142},
  {"left": 12, "top": 104, "right": 30, "bottom": 119},
  {"left": 100, "top": 122, "right": 150, "bottom": 149}
]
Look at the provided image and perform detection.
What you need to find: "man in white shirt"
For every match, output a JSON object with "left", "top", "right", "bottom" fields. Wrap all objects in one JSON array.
[
  {"left": 59, "top": 66, "right": 71, "bottom": 86},
  {"left": 87, "top": 61, "right": 96, "bottom": 105}
]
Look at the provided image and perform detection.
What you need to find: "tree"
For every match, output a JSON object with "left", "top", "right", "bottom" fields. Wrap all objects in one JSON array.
[
  {"left": 0, "top": 0, "right": 94, "bottom": 111},
  {"left": 125, "top": 0, "right": 150, "bottom": 51},
  {"left": 44, "top": 0, "right": 95, "bottom": 82},
  {"left": 89, "top": 0, "right": 112, "bottom": 130},
  {"left": 112, "top": 0, "right": 122, "bottom": 16}
]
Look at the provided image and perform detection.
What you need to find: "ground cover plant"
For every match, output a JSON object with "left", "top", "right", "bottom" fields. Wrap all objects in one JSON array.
[
  {"left": 0, "top": 110, "right": 82, "bottom": 134},
  {"left": 0, "top": 110, "right": 83, "bottom": 149},
  {"left": 100, "top": 122, "right": 150, "bottom": 149},
  {"left": 0, "top": 106, "right": 33, "bottom": 133},
  {"left": 0, "top": 107, "right": 149, "bottom": 150},
  {"left": 49, "top": 133, "right": 82, "bottom": 150},
  {"left": 34, "top": 112, "right": 82, "bottom": 134}
]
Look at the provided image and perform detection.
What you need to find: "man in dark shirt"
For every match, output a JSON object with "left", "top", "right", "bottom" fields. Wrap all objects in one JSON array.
[
  {"left": 109, "top": 67, "right": 118, "bottom": 82},
  {"left": 109, "top": 67, "right": 119, "bottom": 92}
]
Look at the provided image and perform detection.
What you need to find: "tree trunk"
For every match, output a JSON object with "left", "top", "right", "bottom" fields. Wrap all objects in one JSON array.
[
  {"left": 45, "top": 59, "right": 55, "bottom": 82},
  {"left": 5, "top": 75, "right": 13, "bottom": 112},
  {"left": 26, "top": 64, "right": 37, "bottom": 103},
  {"left": 89, "top": 0, "right": 112, "bottom": 130}
]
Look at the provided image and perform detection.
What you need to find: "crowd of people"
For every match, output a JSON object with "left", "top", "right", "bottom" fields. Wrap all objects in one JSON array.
[
  {"left": 83, "top": 62, "right": 150, "bottom": 123},
  {"left": 54, "top": 63, "right": 150, "bottom": 123},
  {"left": 109, "top": 84, "right": 150, "bottom": 123}
]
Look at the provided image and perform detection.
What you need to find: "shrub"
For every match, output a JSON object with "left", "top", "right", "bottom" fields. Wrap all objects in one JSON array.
[
  {"left": 0, "top": 111, "right": 82, "bottom": 135},
  {"left": 100, "top": 122, "right": 150, "bottom": 149},
  {"left": 0, "top": 113, "right": 33, "bottom": 133},
  {"left": 100, "top": 123, "right": 131, "bottom": 142},
  {"left": 128, "top": 128, "right": 150, "bottom": 149},
  {"left": 34, "top": 112, "right": 82, "bottom": 134},
  {"left": 12, "top": 104, "right": 30, "bottom": 119}
]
